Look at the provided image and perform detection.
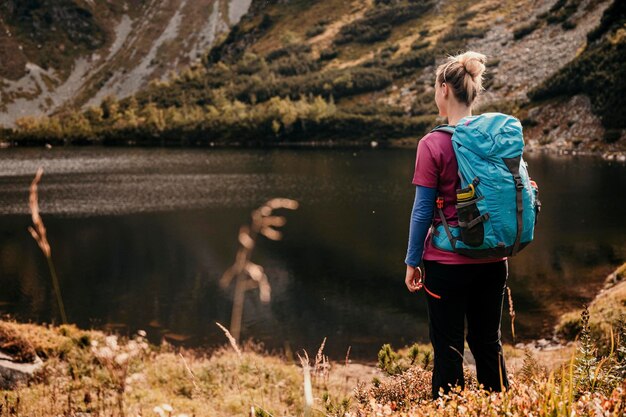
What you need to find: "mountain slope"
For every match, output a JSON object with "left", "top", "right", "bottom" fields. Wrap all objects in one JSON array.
[{"left": 0, "top": 0, "right": 253, "bottom": 127}]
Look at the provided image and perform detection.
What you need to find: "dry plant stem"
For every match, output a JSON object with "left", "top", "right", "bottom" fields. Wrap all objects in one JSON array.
[
  {"left": 297, "top": 351, "right": 314, "bottom": 417},
  {"left": 215, "top": 321, "right": 242, "bottom": 358},
  {"left": 28, "top": 167, "right": 67, "bottom": 324},
  {"left": 230, "top": 271, "right": 248, "bottom": 344},
  {"left": 507, "top": 286, "right": 516, "bottom": 342},
  {"left": 46, "top": 256, "right": 67, "bottom": 325},
  {"left": 179, "top": 353, "right": 199, "bottom": 391}
]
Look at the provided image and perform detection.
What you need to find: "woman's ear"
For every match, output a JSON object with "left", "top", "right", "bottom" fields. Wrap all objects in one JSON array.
[{"left": 441, "top": 82, "right": 448, "bottom": 97}]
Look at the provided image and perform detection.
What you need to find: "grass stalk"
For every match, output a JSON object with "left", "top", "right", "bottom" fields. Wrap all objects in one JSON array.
[
  {"left": 28, "top": 167, "right": 67, "bottom": 324},
  {"left": 507, "top": 286, "right": 516, "bottom": 342},
  {"left": 46, "top": 255, "right": 67, "bottom": 325}
]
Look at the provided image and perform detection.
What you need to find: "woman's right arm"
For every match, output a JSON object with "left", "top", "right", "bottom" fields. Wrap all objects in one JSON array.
[
  {"left": 404, "top": 184, "right": 436, "bottom": 292},
  {"left": 405, "top": 184, "right": 437, "bottom": 268},
  {"left": 405, "top": 137, "right": 439, "bottom": 292}
]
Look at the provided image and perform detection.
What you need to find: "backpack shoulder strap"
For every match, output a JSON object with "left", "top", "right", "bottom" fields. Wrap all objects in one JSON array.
[
  {"left": 430, "top": 124, "right": 458, "bottom": 252},
  {"left": 430, "top": 125, "right": 455, "bottom": 135}
]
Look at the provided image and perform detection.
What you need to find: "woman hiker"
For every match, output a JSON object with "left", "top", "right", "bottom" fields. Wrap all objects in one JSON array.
[{"left": 404, "top": 51, "right": 510, "bottom": 399}]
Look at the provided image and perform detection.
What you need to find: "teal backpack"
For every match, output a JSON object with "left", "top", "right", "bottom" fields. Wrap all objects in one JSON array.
[{"left": 430, "top": 112, "right": 541, "bottom": 258}]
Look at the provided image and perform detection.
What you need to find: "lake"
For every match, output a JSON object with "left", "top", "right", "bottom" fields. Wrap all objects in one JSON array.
[{"left": 0, "top": 147, "right": 624, "bottom": 360}]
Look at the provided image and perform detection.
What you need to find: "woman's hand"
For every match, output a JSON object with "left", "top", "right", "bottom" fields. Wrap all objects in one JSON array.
[{"left": 405, "top": 264, "right": 423, "bottom": 292}]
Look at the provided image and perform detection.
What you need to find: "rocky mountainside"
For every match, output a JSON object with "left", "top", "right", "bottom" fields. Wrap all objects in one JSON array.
[
  {"left": 0, "top": 0, "right": 253, "bottom": 126},
  {"left": 2, "top": 0, "right": 624, "bottom": 154}
]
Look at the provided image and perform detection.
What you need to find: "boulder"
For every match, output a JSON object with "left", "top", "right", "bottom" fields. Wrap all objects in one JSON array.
[{"left": 0, "top": 350, "right": 43, "bottom": 389}]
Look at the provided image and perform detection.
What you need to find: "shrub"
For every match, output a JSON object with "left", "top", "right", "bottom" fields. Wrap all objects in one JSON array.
[
  {"left": 513, "top": 20, "right": 541, "bottom": 39},
  {"left": 562, "top": 20, "right": 576, "bottom": 30},
  {"left": 387, "top": 49, "right": 436, "bottom": 76},
  {"left": 234, "top": 52, "right": 267, "bottom": 75},
  {"left": 265, "top": 43, "right": 312, "bottom": 62},
  {"left": 335, "top": 1, "right": 435, "bottom": 45},
  {"left": 543, "top": 0, "right": 581, "bottom": 24},
  {"left": 305, "top": 23, "right": 326, "bottom": 39},
  {"left": 440, "top": 25, "right": 488, "bottom": 42},
  {"left": 319, "top": 47, "right": 339, "bottom": 61},
  {"left": 336, "top": 21, "right": 392, "bottom": 44},
  {"left": 410, "top": 38, "right": 430, "bottom": 50},
  {"left": 270, "top": 53, "right": 321, "bottom": 76},
  {"left": 233, "top": 66, "right": 393, "bottom": 104},
  {"left": 587, "top": 0, "right": 626, "bottom": 42}
]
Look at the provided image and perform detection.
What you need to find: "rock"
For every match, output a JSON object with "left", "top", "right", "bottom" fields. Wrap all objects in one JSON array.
[
  {"left": 528, "top": 107, "right": 540, "bottom": 119},
  {"left": 0, "top": 351, "right": 43, "bottom": 390}
]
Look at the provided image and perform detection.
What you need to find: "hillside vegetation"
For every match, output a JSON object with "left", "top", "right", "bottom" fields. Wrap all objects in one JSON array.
[
  {"left": 0, "top": 0, "right": 249, "bottom": 126},
  {"left": 528, "top": 0, "right": 626, "bottom": 144},
  {"left": 1, "top": 0, "right": 624, "bottom": 151}
]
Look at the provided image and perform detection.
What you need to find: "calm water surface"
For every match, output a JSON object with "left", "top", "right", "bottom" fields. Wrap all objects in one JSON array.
[{"left": 0, "top": 148, "right": 624, "bottom": 360}]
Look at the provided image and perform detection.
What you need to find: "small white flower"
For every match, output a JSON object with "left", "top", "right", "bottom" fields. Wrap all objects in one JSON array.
[
  {"left": 125, "top": 372, "right": 146, "bottom": 385},
  {"left": 161, "top": 404, "right": 173, "bottom": 413},
  {"left": 105, "top": 335, "right": 118, "bottom": 350},
  {"left": 127, "top": 340, "right": 139, "bottom": 353},
  {"left": 115, "top": 352, "right": 129, "bottom": 365},
  {"left": 153, "top": 406, "right": 165, "bottom": 417},
  {"left": 96, "top": 346, "right": 114, "bottom": 359},
  {"left": 138, "top": 329, "right": 147, "bottom": 337}
]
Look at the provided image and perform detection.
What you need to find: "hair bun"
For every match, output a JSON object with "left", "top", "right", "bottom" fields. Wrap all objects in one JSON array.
[
  {"left": 434, "top": 50, "right": 487, "bottom": 106},
  {"left": 459, "top": 52, "right": 486, "bottom": 79}
]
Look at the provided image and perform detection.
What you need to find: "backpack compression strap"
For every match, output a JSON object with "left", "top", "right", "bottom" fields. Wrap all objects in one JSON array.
[
  {"left": 503, "top": 156, "right": 525, "bottom": 255},
  {"left": 435, "top": 196, "right": 458, "bottom": 251}
]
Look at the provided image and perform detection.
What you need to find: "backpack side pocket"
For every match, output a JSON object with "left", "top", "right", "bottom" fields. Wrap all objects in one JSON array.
[
  {"left": 456, "top": 179, "right": 487, "bottom": 247},
  {"left": 530, "top": 179, "right": 541, "bottom": 226}
]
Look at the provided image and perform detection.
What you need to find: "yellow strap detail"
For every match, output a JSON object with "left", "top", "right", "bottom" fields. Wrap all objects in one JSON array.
[{"left": 457, "top": 183, "right": 475, "bottom": 201}]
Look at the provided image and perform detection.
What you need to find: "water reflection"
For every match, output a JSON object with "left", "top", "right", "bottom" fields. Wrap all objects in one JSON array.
[{"left": 0, "top": 148, "right": 623, "bottom": 360}]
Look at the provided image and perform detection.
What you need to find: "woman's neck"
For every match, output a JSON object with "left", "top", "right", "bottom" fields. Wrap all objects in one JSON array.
[{"left": 446, "top": 106, "right": 472, "bottom": 126}]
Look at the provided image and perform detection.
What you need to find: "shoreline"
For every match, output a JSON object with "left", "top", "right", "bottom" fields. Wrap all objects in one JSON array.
[
  {"left": 0, "top": 263, "right": 624, "bottom": 415},
  {"left": 1, "top": 263, "right": 622, "bottom": 367},
  {"left": 1, "top": 138, "right": 625, "bottom": 160}
]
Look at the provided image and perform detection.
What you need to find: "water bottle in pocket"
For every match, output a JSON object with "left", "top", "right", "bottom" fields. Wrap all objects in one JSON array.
[{"left": 455, "top": 178, "right": 487, "bottom": 247}]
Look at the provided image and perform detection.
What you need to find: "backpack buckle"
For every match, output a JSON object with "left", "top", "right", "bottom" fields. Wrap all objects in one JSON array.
[
  {"left": 513, "top": 175, "right": 524, "bottom": 190},
  {"left": 436, "top": 197, "right": 444, "bottom": 209}
]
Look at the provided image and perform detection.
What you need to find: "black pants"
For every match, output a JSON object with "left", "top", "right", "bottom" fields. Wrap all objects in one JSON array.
[{"left": 423, "top": 259, "right": 509, "bottom": 399}]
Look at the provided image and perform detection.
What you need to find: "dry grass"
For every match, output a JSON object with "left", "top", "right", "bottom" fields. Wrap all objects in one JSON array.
[
  {"left": 0, "top": 322, "right": 37, "bottom": 363},
  {"left": 0, "top": 313, "right": 624, "bottom": 416},
  {"left": 0, "top": 321, "right": 371, "bottom": 417}
]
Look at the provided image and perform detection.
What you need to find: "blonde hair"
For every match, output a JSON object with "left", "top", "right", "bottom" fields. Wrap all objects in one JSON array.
[{"left": 435, "top": 51, "right": 487, "bottom": 106}]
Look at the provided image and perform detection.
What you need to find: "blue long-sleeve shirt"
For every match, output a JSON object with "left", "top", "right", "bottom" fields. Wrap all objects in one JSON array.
[{"left": 405, "top": 185, "right": 437, "bottom": 267}]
